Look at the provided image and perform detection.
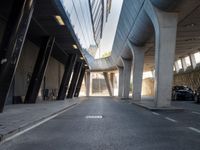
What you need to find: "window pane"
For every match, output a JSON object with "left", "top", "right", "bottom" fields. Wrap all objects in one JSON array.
[
  {"left": 194, "top": 52, "right": 200, "bottom": 64},
  {"left": 184, "top": 56, "right": 191, "bottom": 67},
  {"left": 177, "top": 60, "right": 182, "bottom": 69}
]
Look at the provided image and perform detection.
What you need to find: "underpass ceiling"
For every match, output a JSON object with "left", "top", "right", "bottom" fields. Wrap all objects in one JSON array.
[
  {"left": 143, "top": 0, "right": 200, "bottom": 72},
  {"left": 0, "top": 0, "right": 86, "bottom": 65}
]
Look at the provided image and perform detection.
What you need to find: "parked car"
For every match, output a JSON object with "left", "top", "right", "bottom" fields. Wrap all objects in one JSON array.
[
  {"left": 194, "top": 87, "right": 200, "bottom": 103},
  {"left": 172, "top": 86, "right": 194, "bottom": 101}
]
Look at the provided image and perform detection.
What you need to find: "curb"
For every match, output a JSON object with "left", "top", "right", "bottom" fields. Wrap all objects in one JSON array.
[{"left": 132, "top": 102, "right": 184, "bottom": 112}]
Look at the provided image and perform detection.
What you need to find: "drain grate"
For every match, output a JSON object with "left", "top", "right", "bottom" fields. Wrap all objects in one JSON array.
[{"left": 85, "top": 115, "right": 103, "bottom": 119}]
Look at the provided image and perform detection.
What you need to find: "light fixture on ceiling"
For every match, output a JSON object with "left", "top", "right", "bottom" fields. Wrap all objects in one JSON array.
[
  {"left": 84, "top": 64, "right": 88, "bottom": 67},
  {"left": 80, "top": 57, "right": 84, "bottom": 60},
  {"left": 54, "top": 15, "right": 65, "bottom": 26},
  {"left": 72, "top": 44, "right": 78, "bottom": 49}
]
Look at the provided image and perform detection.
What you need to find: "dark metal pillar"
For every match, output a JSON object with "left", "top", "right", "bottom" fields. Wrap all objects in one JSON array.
[
  {"left": 67, "top": 62, "right": 83, "bottom": 98},
  {"left": 0, "top": 0, "right": 35, "bottom": 112},
  {"left": 24, "top": 36, "right": 55, "bottom": 103},
  {"left": 57, "top": 54, "right": 77, "bottom": 100},
  {"left": 74, "top": 67, "right": 86, "bottom": 97}
]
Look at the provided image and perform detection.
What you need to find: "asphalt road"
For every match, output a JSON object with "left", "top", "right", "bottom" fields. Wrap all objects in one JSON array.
[{"left": 1, "top": 97, "right": 200, "bottom": 150}]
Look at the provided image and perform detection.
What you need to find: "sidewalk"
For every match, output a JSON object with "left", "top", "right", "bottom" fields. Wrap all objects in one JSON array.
[{"left": 0, "top": 99, "right": 80, "bottom": 142}]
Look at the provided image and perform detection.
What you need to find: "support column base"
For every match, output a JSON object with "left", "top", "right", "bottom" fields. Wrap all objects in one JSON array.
[{"left": 132, "top": 100, "right": 184, "bottom": 111}]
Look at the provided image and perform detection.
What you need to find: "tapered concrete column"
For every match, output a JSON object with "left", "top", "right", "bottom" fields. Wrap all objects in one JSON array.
[
  {"left": 118, "top": 66, "right": 123, "bottom": 97},
  {"left": 128, "top": 41, "right": 145, "bottom": 101},
  {"left": 181, "top": 58, "right": 187, "bottom": 71},
  {"left": 145, "top": 0, "right": 178, "bottom": 107},
  {"left": 25, "top": 36, "right": 55, "bottom": 103},
  {"left": 103, "top": 72, "right": 113, "bottom": 96},
  {"left": 121, "top": 58, "right": 132, "bottom": 99},
  {"left": 86, "top": 72, "right": 91, "bottom": 96},
  {"left": 0, "top": 0, "right": 35, "bottom": 112},
  {"left": 67, "top": 62, "right": 83, "bottom": 98},
  {"left": 190, "top": 54, "right": 196, "bottom": 69},
  {"left": 110, "top": 73, "right": 115, "bottom": 94},
  {"left": 174, "top": 61, "right": 179, "bottom": 73}
]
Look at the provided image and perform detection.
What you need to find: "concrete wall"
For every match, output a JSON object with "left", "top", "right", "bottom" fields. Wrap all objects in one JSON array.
[
  {"left": 15, "top": 40, "right": 39, "bottom": 97},
  {"left": 142, "top": 78, "right": 154, "bottom": 96},
  {"left": 92, "top": 79, "right": 107, "bottom": 93},
  {"left": 45, "top": 57, "right": 64, "bottom": 99},
  {"left": 15, "top": 40, "right": 65, "bottom": 102},
  {"left": 0, "top": 16, "right": 64, "bottom": 104},
  {"left": 174, "top": 69, "right": 200, "bottom": 90}
]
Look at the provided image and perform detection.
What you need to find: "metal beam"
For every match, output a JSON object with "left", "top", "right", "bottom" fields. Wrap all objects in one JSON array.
[
  {"left": 67, "top": 62, "right": 83, "bottom": 98},
  {"left": 74, "top": 67, "right": 86, "bottom": 97},
  {"left": 57, "top": 54, "right": 77, "bottom": 100},
  {"left": 25, "top": 36, "right": 55, "bottom": 103},
  {"left": 0, "top": 0, "right": 35, "bottom": 112}
]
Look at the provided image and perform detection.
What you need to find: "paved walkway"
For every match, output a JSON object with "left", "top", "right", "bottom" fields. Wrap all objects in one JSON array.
[
  {"left": 0, "top": 97, "right": 200, "bottom": 150},
  {"left": 0, "top": 99, "right": 80, "bottom": 142}
]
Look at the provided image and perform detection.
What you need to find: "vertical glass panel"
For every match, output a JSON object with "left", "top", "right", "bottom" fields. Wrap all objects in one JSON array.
[
  {"left": 194, "top": 52, "right": 200, "bottom": 64},
  {"left": 177, "top": 59, "right": 183, "bottom": 69},
  {"left": 184, "top": 56, "right": 191, "bottom": 67}
]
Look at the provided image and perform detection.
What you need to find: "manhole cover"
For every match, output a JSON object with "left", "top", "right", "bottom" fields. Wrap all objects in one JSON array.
[{"left": 85, "top": 115, "right": 103, "bottom": 119}]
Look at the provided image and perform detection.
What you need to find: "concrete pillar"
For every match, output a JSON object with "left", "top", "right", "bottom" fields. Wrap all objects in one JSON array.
[
  {"left": 25, "top": 36, "right": 55, "bottom": 103},
  {"left": 67, "top": 62, "right": 83, "bottom": 98},
  {"left": 174, "top": 61, "right": 179, "bottom": 73},
  {"left": 103, "top": 72, "right": 113, "bottom": 96},
  {"left": 121, "top": 58, "right": 132, "bottom": 99},
  {"left": 86, "top": 72, "right": 91, "bottom": 96},
  {"left": 145, "top": 0, "right": 178, "bottom": 107},
  {"left": 0, "top": 0, "right": 35, "bottom": 112},
  {"left": 74, "top": 67, "right": 86, "bottom": 97},
  {"left": 181, "top": 58, "right": 187, "bottom": 71},
  {"left": 118, "top": 67, "right": 123, "bottom": 97},
  {"left": 128, "top": 41, "right": 145, "bottom": 101},
  {"left": 190, "top": 54, "right": 196, "bottom": 69},
  {"left": 57, "top": 54, "right": 77, "bottom": 100},
  {"left": 110, "top": 73, "right": 115, "bottom": 95}
]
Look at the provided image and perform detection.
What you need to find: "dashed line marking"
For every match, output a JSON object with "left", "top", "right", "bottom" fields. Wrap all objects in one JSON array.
[
  {"left": 85, "top": 115, "right": 103, "bottom": 119},
  {"left": 188, "top": 127, "right": 200, "bottom": 134},
  {"left": 165, "top": 117, "right": 177, "bottom": 123},
  {"left": 152, "top": 112, "right": 160, "bottom": 116},
  {"left": 192, "top": 111, "right": 200, "bottom": 115}
]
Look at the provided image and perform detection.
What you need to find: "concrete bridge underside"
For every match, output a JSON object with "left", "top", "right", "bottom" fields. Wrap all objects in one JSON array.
[{"left": 83, "top": 0, "right": 200, "bottom": 108}]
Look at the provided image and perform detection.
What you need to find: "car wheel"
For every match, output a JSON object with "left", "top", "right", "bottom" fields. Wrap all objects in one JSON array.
[
  {"left": 194, "top": 95, "right": 198, "bottom": 103},
  {"left": 174, "top": 93, "right": 177, "bottom": 101}
]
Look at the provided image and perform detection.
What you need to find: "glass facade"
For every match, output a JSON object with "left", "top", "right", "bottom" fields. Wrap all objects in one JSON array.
[
  {"left": 184, "top": 56, "right": 191, "bottom": 67},
  {"left": 177, "top": 59, "right": 183, "bottom": 69},
  {"left": 194, "top": 52, "right": 200, "bottom": 64},
  {"left": 60, "top": 0, "right": 111, "bottom": 50},
  {"left": 60, "top": 0, "right": 95, "bottom": 49},
  {"left": 88, "top": 0, "right": 104, "bottom": 46}
]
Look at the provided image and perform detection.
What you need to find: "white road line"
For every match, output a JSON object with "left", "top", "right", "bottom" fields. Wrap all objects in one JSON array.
[
  {"left": 188, "top": 127, "right": 200, "bottom": 134},
  {"left": 192, "top": 111, "right": 200, "bottom": 115},
  {"left": 1, "top": 104, "right": 77, "bottom": 144},
  {"left": 152, "top": 112, "right": 160, "bottom": 116},
  {"left": 165, "top": 117, "right": 177, "bottom": 123}
]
